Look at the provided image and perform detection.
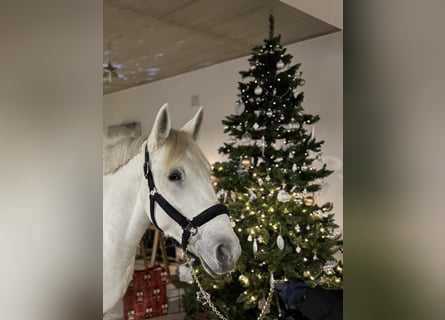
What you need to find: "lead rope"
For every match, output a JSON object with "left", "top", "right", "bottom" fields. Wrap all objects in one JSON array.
[{"left": 185, "top": 255, "right": 275, "bottom": 320}]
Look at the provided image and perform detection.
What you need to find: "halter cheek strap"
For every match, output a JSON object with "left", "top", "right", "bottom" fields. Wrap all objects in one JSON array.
[{"left": 143, "top": 145, "right": 228, "bottom": 251}]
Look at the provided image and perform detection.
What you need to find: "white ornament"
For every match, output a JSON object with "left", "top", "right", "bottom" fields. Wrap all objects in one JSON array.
[
  {"left": 301, "top": 163, "right": 308, "bottom": 171},
  {"left": 178, "top": 263, "right": 194, "bottom": 284},
  {"left": 253, "top": 122, "right": 259, "bottom": 130},
  {"left": 270, "top": 273, "right": 275, "bottom": 287},
  {"left": 247, "top": 234, "right": 253, "bottom": 242},
  {"left": 235, "top": 101, "right": 245, "bottom": 115},
  {"left": 248, "top": 189, "right": 257, "bottom": 201},
  {"left": 276, "top": 235, "right": 284, "bottom": 250},
  {"left": 260, "top": 136, "right": 266, "bottom": 157},
  {"left": 265, "top": 175, "right": 271, "bottom": 182},
  {"left": 266, "top": 108, "right": 273, "bottom": 117},
  {"left": 295, "top": 224, "right": 301, "bottom": 233},
  {"left": 241, "top": 131, "right": 252, "bottom": 145},
  {"left": 323, "top": 260, "right": 337, "bottom": 275},
  {"left": 276, "top": 60, "right": 285, "bottom": 69},
  {"left": 254, "top": 86, "right": 263, "bottom": 95},
  {"left": 313, "top": 254, "right": 318, "bottom": 261},
  {"left": 296, "top": 246, "right": 301, "bottom": 253},
  {"left": 253, "top": 238, "right": 258, "bottom": 254},
  {"left": 277, "top": 189, "right": 291, "bottom": 202},
  {"left": 292, "top": 164, "right": 298, "bottom": 172}
]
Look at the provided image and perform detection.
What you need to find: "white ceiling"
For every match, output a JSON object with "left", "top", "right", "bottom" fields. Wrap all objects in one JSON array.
[{"left": 103, "top": 0, "right": 339, "bottom": 94}]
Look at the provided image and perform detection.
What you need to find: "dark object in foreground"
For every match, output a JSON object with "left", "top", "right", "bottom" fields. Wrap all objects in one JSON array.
[{"left": 275, "top": 279, "right": 343, "bottom": 320}]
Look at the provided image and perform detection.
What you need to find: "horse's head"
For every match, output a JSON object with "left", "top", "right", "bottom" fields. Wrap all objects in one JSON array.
[{"left": 142, "top": 103, "right": 241, "bottom": 276}]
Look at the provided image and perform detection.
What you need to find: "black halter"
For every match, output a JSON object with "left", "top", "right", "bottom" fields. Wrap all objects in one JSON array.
[{"left": 143, "top": 145, "right": 228, "bottom": 251}]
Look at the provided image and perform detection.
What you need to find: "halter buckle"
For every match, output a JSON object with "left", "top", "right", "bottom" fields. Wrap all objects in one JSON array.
[
  {"left": 185, "top": 222, "right": 198, "bottom": 236},
  {"left": 150, "top": 188, "right": 157, "bottom": 196}
]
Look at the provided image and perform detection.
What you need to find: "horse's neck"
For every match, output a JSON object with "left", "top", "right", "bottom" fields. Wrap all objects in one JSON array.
[{"left": 103, "top": 152, "right": 149, "bottom": 260}]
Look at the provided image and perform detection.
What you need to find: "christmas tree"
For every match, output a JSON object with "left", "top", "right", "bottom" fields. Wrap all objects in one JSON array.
[{"left": 183, "top": 15, "right": 343, "bottom": 319}]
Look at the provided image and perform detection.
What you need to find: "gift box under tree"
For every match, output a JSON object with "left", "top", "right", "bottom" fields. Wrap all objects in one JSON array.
[{"left": 123, "top": 265, "right": 168, "bottom": 319}]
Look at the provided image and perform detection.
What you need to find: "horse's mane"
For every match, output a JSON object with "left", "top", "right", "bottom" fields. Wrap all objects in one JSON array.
[
  {"left": 103, "top": 133, "right": 148, "bottom": 175},
  {"left": 103, "top": 130, "right": 208, "bottom": 176}
]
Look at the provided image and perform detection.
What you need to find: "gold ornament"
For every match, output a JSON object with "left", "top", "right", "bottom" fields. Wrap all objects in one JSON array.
[
  {"left": 303, "top": 194, "right": 314, "bottom": 206},
  {"left": 241, "top": 157, "right": 251, "bottom": 168}
]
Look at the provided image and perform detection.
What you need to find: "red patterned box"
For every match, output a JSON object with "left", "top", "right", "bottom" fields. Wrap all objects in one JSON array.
[{"left": 123, "top": 265, "right": 168, "bottom": 319}]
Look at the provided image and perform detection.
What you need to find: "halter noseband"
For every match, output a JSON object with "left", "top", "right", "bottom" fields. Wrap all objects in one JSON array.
[{"left": 143, "top": 145, "right": 228, "bottom": 251}]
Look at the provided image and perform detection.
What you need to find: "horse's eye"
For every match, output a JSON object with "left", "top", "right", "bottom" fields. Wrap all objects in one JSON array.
[{"left": 168, "top": 170, "right": 182, "bottom": 182}]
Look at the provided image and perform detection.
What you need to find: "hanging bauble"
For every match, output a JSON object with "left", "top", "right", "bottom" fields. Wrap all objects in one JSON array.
[
  {"left": 313, "top": 254, "right": 318, "bottom": 261},
  {"left": 296, "top": 246, "right": 301, "bottom": 253},
  {"left": 277, "top": 189, "right": 291, "bottom": 202},
  {"left": 240, "top": 213, "right": 245, "bottom": 219},
  {"left": 250, "top": 65, "right": 256, "bottom": 71},
  {"left": 266, "top": 108, "right": 273, "bottom": 117},
  {"left": 301, "top": 163, "right": 308, "bottom": 171},
  {"left": 254, "top": 86, "right": 263, "bottom": 95},
  {"left": 252, "top": 122, "right": 259, "bottom": 130},
  {"left": 306, "top": 225, "right": 311, "bottom": 230},
  {"left": 274, "top": 45, "right": 281, "bottom": 51},
  {"left": 241, "top": 157, "right": 251, "bottom": 168},
  {"left": 178, "top": 263, "right": 194, "bottom": 284},
  {"left": 295, "top": 224, "right": 301, "bottom": 233},
  {"left": 247, "top": 234, "right": 253, "bottom": 242},
  {"left": 235, "top": 101, "right": 245, "bottom": 115},
  {"left": 303, "top": 194, "right": 314, "bottom": 206},
  {"left": 253, "top": 238, "right": 258, "bottom": 254},
  {"left": 279, "top": 114, "right": 285, "bottom": 121},
  {"left": 292, "top": 164, "right": 298, "bottom": 172},
  {"left": 248, "top": 189, "right": 257, "bottom": 201},
  {"left": 241, "top": 131, "right": 252, "bottom": 145},
  {"left": 265, "top": 174, "right": 271, "bottom": 182},
  {"left": 227, "top": 137, "right": 236, "bottom": 145},
  {"left": 270, "top": 273, "right": 275, "bottom": 287},
  {"left": 276, "top": 60, "right": 285, "bottom": 69},
  {"left": 276, "top": 235, "right": 284, "bottom": 250}
]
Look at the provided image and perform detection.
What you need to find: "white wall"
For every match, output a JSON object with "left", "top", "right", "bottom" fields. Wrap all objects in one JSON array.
[{"left": 104, "top": 31, "right": 343, "bottom": 231}]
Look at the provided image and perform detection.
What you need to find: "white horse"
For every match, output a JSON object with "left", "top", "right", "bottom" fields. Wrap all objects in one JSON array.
[{"left": 103, "top": 103, "right": 241, "bottom": 313}]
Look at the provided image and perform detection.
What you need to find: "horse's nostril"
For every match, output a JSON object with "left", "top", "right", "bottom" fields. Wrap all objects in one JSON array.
[{"left": 216, "top": 243, "right": 231, "bottom": 264}]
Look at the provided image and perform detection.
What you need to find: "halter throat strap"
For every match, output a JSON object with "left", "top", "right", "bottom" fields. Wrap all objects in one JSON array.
[{"left": 143, "top": 145, "right": 228, "bottom": 250}]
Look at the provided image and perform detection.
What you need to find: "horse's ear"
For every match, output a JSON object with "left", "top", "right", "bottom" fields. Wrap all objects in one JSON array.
[
  {"left": 181, "top": 106, "right": 203, "bottom": 140},
  {"left": 149, "top": 103, "right": 171, "bottom": 147}
]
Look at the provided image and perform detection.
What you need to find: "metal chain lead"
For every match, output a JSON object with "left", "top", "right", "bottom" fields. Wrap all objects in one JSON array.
[{"left": 186, "top": 255, "right": 275, "bottom": 320}]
